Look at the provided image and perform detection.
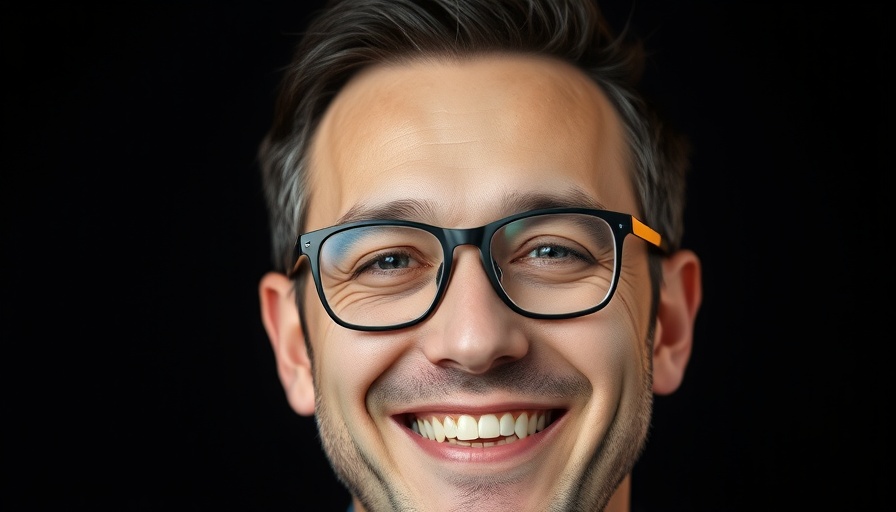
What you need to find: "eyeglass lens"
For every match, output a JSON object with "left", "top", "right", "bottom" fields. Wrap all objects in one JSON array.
[{"left": 317, "top": 213, "right": 617, "bottom": 328}]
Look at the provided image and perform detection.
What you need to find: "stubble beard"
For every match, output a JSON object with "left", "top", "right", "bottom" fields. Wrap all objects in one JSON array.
[{"left": 312, "top": 351, "right": 654, "bottom": 512}]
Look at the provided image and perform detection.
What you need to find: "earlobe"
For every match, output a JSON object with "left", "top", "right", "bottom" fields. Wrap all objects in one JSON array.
[
  {"left": 652, "top": 249, "right": 702, "bottom": 395},
  {"left": 259, "top": 272, "right": 316, "bottom": 415}
]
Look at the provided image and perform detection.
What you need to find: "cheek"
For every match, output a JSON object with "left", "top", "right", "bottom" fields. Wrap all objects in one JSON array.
[
  {"left": 541, "top": 313, "right": 641, "bottom": 384},
  {"left": 532, "top": 269, "right": 651, "bottom": 401},
  {"left": 304, "top": 284, "right": 409, "bottom": 428}
]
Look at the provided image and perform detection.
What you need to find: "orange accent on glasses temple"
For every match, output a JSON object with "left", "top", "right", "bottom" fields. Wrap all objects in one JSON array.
[{"left": 631, "top": 217, "right": 662, "bottom": 248}]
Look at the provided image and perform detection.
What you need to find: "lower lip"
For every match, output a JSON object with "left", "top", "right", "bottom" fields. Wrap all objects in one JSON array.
[{"left": 402, "top": 414, "right": 561, "bottom": 465}]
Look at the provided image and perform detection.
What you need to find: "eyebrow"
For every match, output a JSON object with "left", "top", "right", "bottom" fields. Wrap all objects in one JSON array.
[
  {"left": 336, "top": 186, "right": 608, "bottom": 226},
  {"left": 501, "top": 188, "right": 606, "bottom": 214},
  {"left": 337, "top": 198, "right": 439, "bottom": 224}
]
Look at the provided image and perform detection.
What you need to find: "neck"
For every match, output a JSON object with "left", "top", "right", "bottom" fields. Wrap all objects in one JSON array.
[{"left": 604, "top": 474, "right": 631, "bottom": 512}]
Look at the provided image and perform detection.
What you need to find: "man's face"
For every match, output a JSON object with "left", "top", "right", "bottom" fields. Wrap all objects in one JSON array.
[{"left": 302, "top": 54, "right": 656, "bottom": 511}]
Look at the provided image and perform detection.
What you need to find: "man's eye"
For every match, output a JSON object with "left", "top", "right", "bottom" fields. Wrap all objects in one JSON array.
[
  {"left": 354, "top": 250, "right": 422, "bottom": 275},
  {"left": 527, "top": 246, "right": 571, "bottom": 259},
  {"left": 371, "top": 253, "right": 411, "bottom": 269}
]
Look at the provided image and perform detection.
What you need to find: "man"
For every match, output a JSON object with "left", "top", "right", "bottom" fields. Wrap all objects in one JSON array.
[{"left": 257, "top": 0, "right": 702, "bottom": 510}]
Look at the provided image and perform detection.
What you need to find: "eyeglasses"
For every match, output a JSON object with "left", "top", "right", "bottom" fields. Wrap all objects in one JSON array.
[{"left": 290, "top": 207, "right": 666, "bottom": 331}]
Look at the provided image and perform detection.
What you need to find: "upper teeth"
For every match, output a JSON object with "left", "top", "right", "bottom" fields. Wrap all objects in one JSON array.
[{"left": 410, "top": 411, "right": 552, "bottom": 446}]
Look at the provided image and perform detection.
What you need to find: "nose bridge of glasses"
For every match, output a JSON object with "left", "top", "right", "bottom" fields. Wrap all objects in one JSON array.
[
  {"left": 442, "top": 225, "right": 487, "bottom": 249},
  {"left": 438, "top": 225, "right": 501, "bottom": 290},
  {"left": 442, "top": 225, "right": 491, "bottom": 269}
]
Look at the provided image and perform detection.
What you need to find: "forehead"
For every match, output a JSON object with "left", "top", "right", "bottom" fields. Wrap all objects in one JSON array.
[{"left": 306, "top": 54, "right": 633, "bottom": 230}]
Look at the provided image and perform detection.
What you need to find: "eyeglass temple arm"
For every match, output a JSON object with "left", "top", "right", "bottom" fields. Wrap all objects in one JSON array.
[{"left": 631, "top": 217, "right": 669, "bottom": 254}]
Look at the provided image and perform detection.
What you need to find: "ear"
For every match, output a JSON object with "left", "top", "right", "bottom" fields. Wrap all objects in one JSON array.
[
  {"left": 259, "top": 272, "right": 316, "bottom": 415},
  {"left": 652, "top": 249, "right": 702, "bottom": 395}
]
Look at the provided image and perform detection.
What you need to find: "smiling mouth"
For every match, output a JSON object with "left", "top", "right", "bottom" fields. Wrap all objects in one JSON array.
[{"left": 404, "top": 410, "right": 560, "bottom": 447}]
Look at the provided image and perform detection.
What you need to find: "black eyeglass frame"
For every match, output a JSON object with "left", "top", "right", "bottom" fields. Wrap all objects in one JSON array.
[{"left": 290, "top": 207, "right": 667, "bottom": 331}]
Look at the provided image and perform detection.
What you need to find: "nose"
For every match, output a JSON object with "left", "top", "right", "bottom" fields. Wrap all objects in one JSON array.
[{"left": 421, "top": 247, "right": 530, "bottom": 374}]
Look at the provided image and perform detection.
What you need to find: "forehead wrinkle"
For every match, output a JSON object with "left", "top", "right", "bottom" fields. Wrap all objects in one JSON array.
[{"left": 335, "top": 56, "right": 606, "bottom": 152}]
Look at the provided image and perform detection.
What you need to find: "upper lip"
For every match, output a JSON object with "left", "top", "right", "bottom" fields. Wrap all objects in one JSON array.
[
  {"left": 400, "top": 407, "right": 560, "bottom": 418},
  {"left": 391, "top": 401, "right": 567, "bottom": 417}
]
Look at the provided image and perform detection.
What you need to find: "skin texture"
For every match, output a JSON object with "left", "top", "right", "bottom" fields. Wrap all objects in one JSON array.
[{"left": 260, "top": 54, "right": 701, "bottom": 512}]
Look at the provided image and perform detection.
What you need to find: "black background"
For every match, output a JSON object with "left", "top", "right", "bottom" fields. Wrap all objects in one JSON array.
[{"left": 3, "top": 1, "right": 891, "bottom": 511}]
